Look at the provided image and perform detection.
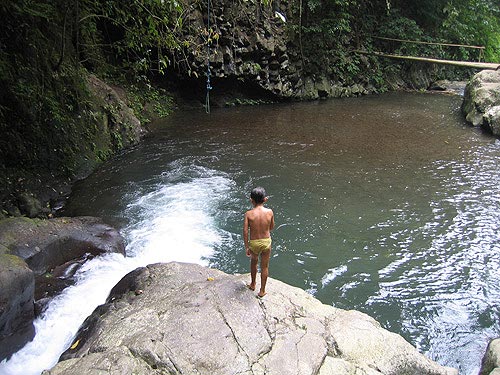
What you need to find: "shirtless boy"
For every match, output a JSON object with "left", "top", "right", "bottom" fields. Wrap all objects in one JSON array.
[{"left": 243, "top": 186, "right": 275, "bottom": 297}]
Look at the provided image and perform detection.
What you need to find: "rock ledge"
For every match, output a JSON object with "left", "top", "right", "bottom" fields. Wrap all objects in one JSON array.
[{"left": 46, "top": 262, "right": 457, "bottom": 375}]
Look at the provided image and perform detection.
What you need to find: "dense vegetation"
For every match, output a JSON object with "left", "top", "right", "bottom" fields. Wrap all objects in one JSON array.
[
  {"left": 1, "top": 0, "right": 499, "bottom": 214},
  {"left": 294, "top": 0, "right": 499, "bottom": 83}
]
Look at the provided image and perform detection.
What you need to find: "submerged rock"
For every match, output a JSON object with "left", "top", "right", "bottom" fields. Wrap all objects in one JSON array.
[
  {"left": 47, "top": 262, "right": 457, "bottom": 375},
  {"left": 428, "top": 80, "right": 467, "bottom": 95}
]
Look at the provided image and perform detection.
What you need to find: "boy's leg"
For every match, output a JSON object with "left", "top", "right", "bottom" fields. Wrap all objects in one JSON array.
[
  {"left": 249, "top": 252, "right": 259, "bottom": 290},
  {"left": 258, "top": 249, "right": 271, "bottom": 297}
]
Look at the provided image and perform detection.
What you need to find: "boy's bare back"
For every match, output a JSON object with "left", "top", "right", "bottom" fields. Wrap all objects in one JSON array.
[{"left": 245, "top": 205, "right": 275, "bottom": 240}]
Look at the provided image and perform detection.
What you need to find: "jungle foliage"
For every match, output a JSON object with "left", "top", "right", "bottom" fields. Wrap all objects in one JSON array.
[
  {"left": 0, "top": 0, "right": 499, "bottom": 184},
  {"left": 0, "top": 0, "right": 183, "bottom": 183},
  {"left": 293, "top": 0, "right": 500, "bottom": 84}
]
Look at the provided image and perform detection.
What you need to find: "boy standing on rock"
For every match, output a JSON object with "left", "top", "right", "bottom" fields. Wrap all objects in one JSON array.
[{"left": 243, "top": 187, "right": 275, "bottom": 297}]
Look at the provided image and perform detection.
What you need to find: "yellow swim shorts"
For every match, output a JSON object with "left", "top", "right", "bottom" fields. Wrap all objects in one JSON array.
[{"left": 249, "top": 238, "right": 272, "bottom": 255}]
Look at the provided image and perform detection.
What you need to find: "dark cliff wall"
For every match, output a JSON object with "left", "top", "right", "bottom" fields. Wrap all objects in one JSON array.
[
  {"left": 161, "top": 0, "right": 462, "bottom": 105},
  {"left": 163, "top": 0, "right": 379, "bottom": 103}
]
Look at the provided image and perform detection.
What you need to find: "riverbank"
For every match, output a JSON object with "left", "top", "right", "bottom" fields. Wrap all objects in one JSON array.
[{"left": 0, "top": 74, "right": 147, "bottom": 221}]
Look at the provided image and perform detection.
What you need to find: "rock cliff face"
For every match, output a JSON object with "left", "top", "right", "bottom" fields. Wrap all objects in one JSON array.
[
  {"left": 86, "top": 75, "right": 145, "bottom": 153},
  {"left": 170, "top": 0, "right": 376, "bottom": 102},
  {"left": 462, "top": 70, "right": 500, "bottom": 136},
  {"left": 168, "top": 0, "right": 455, "bottom": 104},
  {"left": 47, "top": 262, "right": 457, "bottom": 375}
]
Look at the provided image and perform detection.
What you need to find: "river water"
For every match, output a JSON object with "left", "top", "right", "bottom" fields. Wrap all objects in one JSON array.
[{"left": 2, "top": 92, "right": 500, "bottom": 375}]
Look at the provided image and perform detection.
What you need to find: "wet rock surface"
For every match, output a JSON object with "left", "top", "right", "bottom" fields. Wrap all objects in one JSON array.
[
  {"left": 480, "top": 339, "right": 500, "bottom": 375},
  {"left": 0, "top": 254, "right": 35, "bottom": 361},
  {"left": 0, "top": 216, "right": 125, "bottom": 274}
]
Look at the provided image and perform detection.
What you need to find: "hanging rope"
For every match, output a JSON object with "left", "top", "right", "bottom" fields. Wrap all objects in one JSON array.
[{"left": 205, "top": 0, "right": 212, "bottom": 114}]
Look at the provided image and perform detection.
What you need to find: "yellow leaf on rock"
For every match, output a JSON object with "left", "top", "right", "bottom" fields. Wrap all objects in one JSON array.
[{"left": 70, "top": 339, "right": 80, "bottom": 350}]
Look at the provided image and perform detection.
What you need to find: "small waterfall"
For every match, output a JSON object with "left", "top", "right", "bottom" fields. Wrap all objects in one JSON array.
[{"left": 0, "top": 164, "right": 234, "bottom": 375}]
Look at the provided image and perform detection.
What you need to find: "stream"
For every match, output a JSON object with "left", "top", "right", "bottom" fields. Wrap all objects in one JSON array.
[{"left": 1, "top": 92, "right": 500, "bottom": 375}]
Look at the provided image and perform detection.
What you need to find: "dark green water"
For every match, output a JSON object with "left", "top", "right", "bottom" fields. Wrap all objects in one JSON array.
[{"left": 63, "top": 92, "right": 500, "bottom": 374}]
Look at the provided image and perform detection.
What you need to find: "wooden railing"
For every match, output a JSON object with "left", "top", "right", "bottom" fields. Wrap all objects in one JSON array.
[
  {"left": 371, "top": 36, "right": 486, "bottom": 62},
  {"left": 357, "top": 37, "right": 499, "bottom": 70}
]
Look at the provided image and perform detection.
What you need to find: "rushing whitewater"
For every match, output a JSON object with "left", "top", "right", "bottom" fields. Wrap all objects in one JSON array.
[{"left": 0, "top": 164, "right": 234, "bottom": 375}]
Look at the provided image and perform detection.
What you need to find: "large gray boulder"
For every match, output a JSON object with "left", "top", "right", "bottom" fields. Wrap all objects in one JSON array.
[
  {"left": 0, "top": 216, "right": 125, "bottom": 361},
  {"left": 462, "top": 70, "right": 500, "bottom": 134},
  {"left": 46, "top": 262, "right": 457, "bottom": 375},
  {"left": 484, "top": 105, "right": 500, "bottom": 135}
]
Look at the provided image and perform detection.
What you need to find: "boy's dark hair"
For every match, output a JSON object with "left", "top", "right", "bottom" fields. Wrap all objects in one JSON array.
[{"left": 250, "top": 187, "right": 266, "bottom": 204}]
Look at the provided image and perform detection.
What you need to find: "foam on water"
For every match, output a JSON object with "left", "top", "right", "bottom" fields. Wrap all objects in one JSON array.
[{"left": 0, "top": 164, "right": 234, "bottom": 375}]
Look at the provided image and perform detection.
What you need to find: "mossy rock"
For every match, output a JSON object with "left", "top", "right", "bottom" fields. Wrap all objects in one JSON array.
[
  {"left": 0, "top": 253, "right": 29, "bottom": 268},
  {"left": 462, "top": 70, "right": 500, "bottom": 127},
  {"left": 0, "top": 253, "right": 35, "bottom": 361}
]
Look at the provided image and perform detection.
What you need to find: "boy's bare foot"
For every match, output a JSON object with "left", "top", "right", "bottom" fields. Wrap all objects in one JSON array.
[
  {"left": 257, "top": 291, "right": 266, "bottom": 298},
  {"left": 247, "top": 284, "right": 255, "bottom": 291}
]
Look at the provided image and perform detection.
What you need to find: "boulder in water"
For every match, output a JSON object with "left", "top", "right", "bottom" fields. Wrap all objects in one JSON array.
[
  {"left": 48, "top": 262, "right": 458, "bottom": 375},
  {"left": 462, "top": 70, "right": 500, "bottom": 134},
  {"left": 480, "top": 338, "right": 500, "bottom": 375},
  {"left": 428, "top": 80, "right": 466, "bottom": 95},
  {"left": 483, "top": 105, "right": 500, "bottom": 135}
]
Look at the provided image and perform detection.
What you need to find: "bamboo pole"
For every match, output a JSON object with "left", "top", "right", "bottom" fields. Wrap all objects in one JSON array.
[
  {"left": 356, "top": 50, "right": 500, "bottom": 70},
  {"left": 371, "top": 36, "right": 485, "bottom": 50}
]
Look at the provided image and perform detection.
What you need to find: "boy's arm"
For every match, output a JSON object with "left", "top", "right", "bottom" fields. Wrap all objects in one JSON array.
[
  {"left": 243, "top": 212, "right": 250, "bottom": 256},
  {"left": 270, "top": 210, "right": 275, "bottom": 231}
]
